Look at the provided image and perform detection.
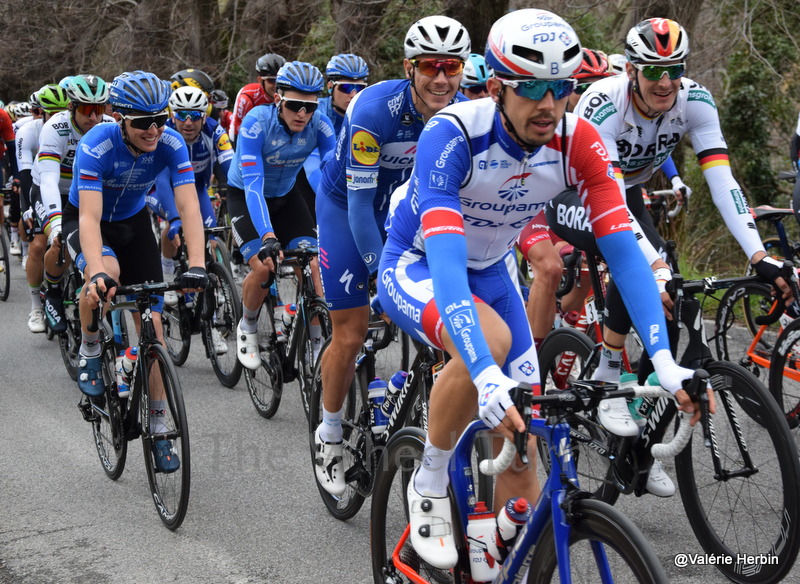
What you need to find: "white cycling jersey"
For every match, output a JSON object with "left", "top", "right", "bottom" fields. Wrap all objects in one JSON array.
[
  {"left": 15, "top": 118, "right": 43, "bottom": 173},
  {"left": 576, "top": 74, "right": 764, "bottom": 259}
]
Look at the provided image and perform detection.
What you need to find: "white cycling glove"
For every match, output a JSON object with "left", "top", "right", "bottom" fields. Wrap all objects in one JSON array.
[
  {"left": 650, "top": 350, "right": 695, "bottom": 394},
  {"left": 474, "top": 365, "right": 517, "bottom": 428},
  {"left": 670, "top": 175, "right": 692, "bottom": 200},
  {"left": 47, "top": 221, "right": 62, "bottom": 247},
  {"left": 653, "top": 267, "right": 672, "bottom": 295}
]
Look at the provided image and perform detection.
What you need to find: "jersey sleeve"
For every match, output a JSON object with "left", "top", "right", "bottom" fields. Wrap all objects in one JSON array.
[
  {"left": 574, "top": 90, "right": 624, "bottom": 175},
  {"left": 237, "top": 112, "right": 273, "bottom": 238},
  {"left": 684, "top": 83, "right": 763, "bottom": 259},
  {"left": 212, "top": 122, "right": 234, "bottom": 176}
]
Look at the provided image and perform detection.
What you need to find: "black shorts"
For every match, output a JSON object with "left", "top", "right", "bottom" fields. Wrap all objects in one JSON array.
[{"left": 63, "top": 202, "right": 163, "bottom": 287}]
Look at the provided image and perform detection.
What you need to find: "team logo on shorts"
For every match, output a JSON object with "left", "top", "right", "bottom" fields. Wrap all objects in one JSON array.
[
  {"left": 351, "top": 131, "right": 380, "bottom": 166},
  {"left": 518, "top": 361, "right": 535, "bottom": 377}
]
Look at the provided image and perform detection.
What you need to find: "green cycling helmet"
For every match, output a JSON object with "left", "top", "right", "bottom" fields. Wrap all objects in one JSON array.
[{"left": 38, "top": 84, "right": 71, "bottom": 113}]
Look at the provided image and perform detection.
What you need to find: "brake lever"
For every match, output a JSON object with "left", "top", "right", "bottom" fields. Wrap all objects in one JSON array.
[
  {"left": 510, "top": 384, "right": 532, "bottom": 466},
  {"left": 684, "top": 368, "right": 711, "bottom": 447}
]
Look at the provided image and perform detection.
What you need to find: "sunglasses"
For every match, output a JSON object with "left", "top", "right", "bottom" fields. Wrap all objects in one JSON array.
[
  {"left": 123, "top": 112, "right": 169, "bottom": 130},
  {"left": 261, "top": 77, "right": 277, "bottom": 84},
  {"left": 280, "top": 97, "right": 318, "bottom": 114},
  {"left": 411, "top": 58, "right": 464, "bottom": 78},
  {"left": 463, "top": 85, "right": 487, "bottom": 94},
  {"left": 632, "top": 62, "right": 686, "bottom": 81},
  {"left": 334, "top": 82, "right": 367, "bottom": 94},
  {"left": 173, "top": 109, "right": 205, "bottom": 122},
  {"left": 75, "top": 103, "right": 106, "bottom": 117},
  {"left": 498, "top": 77, "right": 576, "bottom": 101}
]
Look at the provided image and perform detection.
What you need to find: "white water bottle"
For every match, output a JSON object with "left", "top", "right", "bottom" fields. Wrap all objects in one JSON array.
[
  {"left": 493, "top": 497, "right": 532, "bottom": 561},
  {"left": 115, "top": 346, "right": 138, "bottom": 398},
  {"left": 467, "top": 501, "right": 500, "bottom": 582},
  {"left": 380, "top": 370, "right": 408, "bottom": 418},
  {"left": 274, "top": 305, "right": 286, "bottom": 342}
]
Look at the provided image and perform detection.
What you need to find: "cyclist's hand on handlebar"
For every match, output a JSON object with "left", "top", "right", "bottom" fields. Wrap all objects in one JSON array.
[
  {"left": 752, "top": 255, "right": 793, "bottom": 306},
  {"left": 654, "top": 266, "right": 674, "bottom": 320},
  {"left": 670, "top": 176, "right": 692, "bottom": 203},
  {"left": 475, "top": 366, "right": 525, "bottom": 441},
  {"left": 177, "top": 266, "right": 208, "bottom": 291},
  {"left": 257, "top": 236, "right": 282, "bottom": 269},
  {"left": 87, "top": 272, "right": 117, "bottom": 308},
  {"left": 675, "top": 386, "right": 716, "bottom": 426}
]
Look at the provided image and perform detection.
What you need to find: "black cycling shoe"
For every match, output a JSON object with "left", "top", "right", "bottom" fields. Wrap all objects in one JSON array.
[{"left": 44, "top": 286, "right": 68, "bottom": 334}]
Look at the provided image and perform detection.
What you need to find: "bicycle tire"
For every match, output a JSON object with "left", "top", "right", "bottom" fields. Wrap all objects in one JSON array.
[
  {"left": 308, "top": 337, "right": 366, "bottom": 521},
  {"left": 140, "top": 342, "right": 191, "bottom": 530},
  {"left": 245, "top": 295, "right": 284, "bottom": 418},
  {"left": 295, "top": 298, "right": 331, "bottom": 419},
  {"left": 90, "top": 327, "right": 128, "bottom": 480},
  {"left": 744, "top": 237, "right": 787, "bottom": 276},
  {"left": 528, "top": 498, "right": 668, "bottom": 583},
  {"left": 59, "top": 269, "right": 82, "bottom": 381},
  {"left": 769, "top": 316, "right": 800, "bottom": 430},
  {"left": 713, "top": 280, "right": 776, "bottom": 380},
  {"left": 162, "top": 299, "right": 192, "bottom": 366},
  {"left": 204, "top": 261, "right": 242, "bottom": 388},
  {"left": 370, "top": 427, "right": 467, "bottom": 584},
  {"left": 0, "top": 228, "right": 9, "bottom": 301},
  {"left": 211, "top": 238, "right": 233, "bottom": 276},
  {"left": 537, "top": 328, "right": 619, "bottom": 504},
  {"left": 676, "top": 360, "right": 800, "bottom": 583}
]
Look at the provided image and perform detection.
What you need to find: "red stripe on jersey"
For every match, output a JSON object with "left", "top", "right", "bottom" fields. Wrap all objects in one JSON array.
[{"left": 421, "top": 208, "right": 464, "bottom": 239}]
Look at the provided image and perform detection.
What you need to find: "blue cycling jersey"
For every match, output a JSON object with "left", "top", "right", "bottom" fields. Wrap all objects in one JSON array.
[
  {"left": 318, "top": 96, "right": 345, "bottom": 137},
  {"left": 69, "top": 124, "right": 194, "bottom": 222},
  {"left": 318, "top": 78, "right": 467, "bottom": 274},
  {"left": 227, "top": 103, "right": 335, "bottom": 238}
]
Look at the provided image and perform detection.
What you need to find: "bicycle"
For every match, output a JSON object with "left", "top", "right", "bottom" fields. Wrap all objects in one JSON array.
[
  {"left": 245, "top": 243, "right": 332, "bottom": 419},
  {"left": 0, "top": 207, "right": 9, "bottom": 301},
  {"left": 162, "top": 226, "right": 243, "bottom": 388},
  {"left": 308, "top": 330, "right": 447, "bottom": 521},
  {"left": 538, "top": 269, "right": 800, "bottom": 583},
  {"left": 77, "top": 281, "right": 191, "bottom": 530},
  {"left": 369, "top": 379, "right": 694, "bottom": 583}
]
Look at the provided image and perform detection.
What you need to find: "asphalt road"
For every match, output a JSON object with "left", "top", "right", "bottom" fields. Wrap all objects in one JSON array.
[{"left": 0, "top": 257, "right": 794, "bottom": 583}]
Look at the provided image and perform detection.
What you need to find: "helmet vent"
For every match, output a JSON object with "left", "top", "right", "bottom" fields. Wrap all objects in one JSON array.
[{"left": 512, "top": 45, "right": 543, "bottom": 65}]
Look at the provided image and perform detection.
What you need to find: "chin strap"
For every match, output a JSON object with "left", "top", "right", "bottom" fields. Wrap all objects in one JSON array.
[
  {"left": 119, "top": 120, "right": 145, "bottom": 157},
  {"left": 496, "top": 89, "right": 539, "bottom": 152},
  {"left": 630, "top": 71, "right": 661, "bottom": 118}
]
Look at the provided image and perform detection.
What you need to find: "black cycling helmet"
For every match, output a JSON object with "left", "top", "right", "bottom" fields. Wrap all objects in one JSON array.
[
  {"left": 255, "top": 53, "right": 286, "bottom": 77},
  {"left": 169, "top": 69, "right": 215, "bottom": 94}
]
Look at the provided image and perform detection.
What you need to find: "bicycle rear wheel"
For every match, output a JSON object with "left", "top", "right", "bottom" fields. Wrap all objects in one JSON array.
[
  {"left": 528, "top": 498, "right": 668, "bottom": 583},
  {"left": 308, "top": 337, "right": 366, "bottom": 521},
  {"left": 0, "top": 227, "right": 9, "bottom": 301},
  {"left": 162, "top": 299, "right": 191, "bottom": 366},
  {"left": 204, "top": 262, "right": 242, "bottom": 388},
  {"left": 537, "top": 328, "right": 619, "bottom": 503},
  {"left": 676, "top": 360, "right": 800, "bottom": 583},
  {"left": 769, "top": 316, "right": 800, "bottom": 431},
  {"left": 370, "top": 427, "right": 466, "bottom": 584},
  {"left": 59, "top": 268, "right": 82, "bottom": 380},
  {"left": 89, "top": 329, "right": 128, "bottom": 480},
  {"left": 295, "top": 298, "right": 331, "bottom": 418},
  {"left": 140, "top": 343, "right": 191, "bottom": 530},
  {"left": 245, "top": 296, "right": 284, "bottom": 418}
]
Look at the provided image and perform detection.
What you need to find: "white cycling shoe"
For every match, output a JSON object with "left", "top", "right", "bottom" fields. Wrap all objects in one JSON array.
[
  {"left": 211, "top": 328, "right": 228, "bottom": 355},
  {"left": 236, "top": 321, "right": 261, "bottom": 370},
  {"left": 645, "top": 459, "right": 675, "bottom": 497},
  {"left": 314, "top": 426, "right": 346, "bottom": 496},
  {"left": 596, "top": 397, "right": 639, "bottom": 437},
  {"left": 407, "top": 467, "right": 457, "bottom": 570}
]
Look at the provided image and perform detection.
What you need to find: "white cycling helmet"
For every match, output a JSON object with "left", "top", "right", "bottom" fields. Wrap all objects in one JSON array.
[
  {"left": 625, "top": 18, "right": 689, "bottom": 64},
  {"left": 404, "top": 15, "right": 471, "bottom": 60},
  {"left": 607, "top": 53, "right": 627, "bottom": 75},
  {"left": 169, "top": 85, "right": 209, "bottom": 112},
  {"left": 485, "top": 9, "right": 582, "bottom": 80}
]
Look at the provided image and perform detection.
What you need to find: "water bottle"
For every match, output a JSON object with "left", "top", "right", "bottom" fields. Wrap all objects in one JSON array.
[
  {"left": 115, "top": 346, "right": 138, "bottom": 398},
  {"left": 282, "top": 303, "right": 297, "bottom": 332},
  {"left": 493, "top": 497, "right": 532, "bottom": 561},
  {"left": 621, "top": 373, "right": 647, "bottom": 428},
  {"left": 367, "top": 377, "right": 389, "bottom": 434},
  {"left": 274, "top": 306, "right": 287, "bottom": 342},
  {"left": 380, "top": 370, "right": 408, "bottom": 418},
  {"left": 466, "top": 500, "right": 500, "bottom": 581}
]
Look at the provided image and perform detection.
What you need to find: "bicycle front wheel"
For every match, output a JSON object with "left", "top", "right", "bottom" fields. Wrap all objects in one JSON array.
[
  {"left": 59, "top": 268, "right": 82, "bottom": 380},
  {"left": 676, "top": 360, "right": 800, "bottom": 583},
  {"left": 0, "top": 227, "right": 9, "bottom": 301},
  {"left": 162, "top": 299, "right": 191, "bottom": 366},
  {"left": 528, "top": 498, "right": 668, "bottom": 583},
  {"left": 770, "top": 316, "right": 800, "bottom": 431},
  {"left": 140, "top": 342, "right": 191, "bottom": 530},
  {"left": 308, "top": 337, "right": 366, "bottom": 521},
  {"left": 204, "top": 261, "right": 242, "bottom": 388},
  {"left": 295, "top": 298, "right": 331, "bottom": 418},
  {"left": 245, "top": 297, "right": 284, "bottom": 418},
  {"left": 89, "top": 330, "right": 128, "bottom": 480}
]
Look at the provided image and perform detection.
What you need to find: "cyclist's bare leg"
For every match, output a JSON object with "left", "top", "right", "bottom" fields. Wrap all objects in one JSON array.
[
  {"left": 25, "top": 233, "right": 46, "bottom": 290},
  {"left": 43, "top": 236, "right": 71, "bottom": 279},
  {"left": 80, "top": 255, "right": 120, "bottom": 332},
  {"left": 321, "top": 305, "right": 369, "bottom": 413},
  {"left": 241, "top": 253, "right": 272, "bottom": 314},
  {"left": 526, "top": 239, "right": 562, "bottom": 346}
]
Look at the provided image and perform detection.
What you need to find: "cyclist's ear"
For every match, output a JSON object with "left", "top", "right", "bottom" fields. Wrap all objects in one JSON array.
[{"left": 403, "top": 59, "right": 413, "bottom": 80}]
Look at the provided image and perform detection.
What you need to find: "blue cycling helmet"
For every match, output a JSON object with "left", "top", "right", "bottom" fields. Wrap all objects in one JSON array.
[
  {"left": 462, "top": 53, "right": 492, "bottom": 87},
  {"left": 276, "top": 61, "right": 324, "bottom": 94},
  {"left": 325, "top": 54, "right": 369, "bottom": 80},
  {"left": 109, "top": 71, "right": 171, "bottom": 113}
]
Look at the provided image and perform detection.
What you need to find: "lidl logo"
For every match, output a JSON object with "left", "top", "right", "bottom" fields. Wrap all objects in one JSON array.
[{"left": 351, "top": 131, "right": 380, "bottom": 166}]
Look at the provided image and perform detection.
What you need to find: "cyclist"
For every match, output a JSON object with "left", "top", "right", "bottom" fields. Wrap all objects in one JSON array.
[
  {"left": 460, "top": 52, "right": 491, "bottom": 100},
  {"left": 147, "top": 85, "right": 233, "bottom": 356},
  {"left": 170, "top": 68, "right": 215, "bottom": 95},
  {"left": 313, "top": 14, "right": 471, "bottom": 497},
  {"left": 792, "top": 112, "right": 800, "bottom": 223},
  {"left": 0, "top": 105, "right": 19, "bottom": 255},
  {"left": 34, "top": 75, "right": 112, "bottom": 335},
  {"left": 230, "top": 52, "right": 286, "bottom": 145},
  {"left": 16, "top": 84, "right": 73, "bottom": 332},
  {"left": 376, "top": 9, "right": 713, "bottom": 569},
  {"left": 568, "top": 18, "right": 790, "bottom": 461},
  {"left": 64, "top": 71, "right": 207, "bottom": 474},
  {"left": 209, "top": 88, "right": 232, "bottom": 132},
  {"left": 228, "top": 61, "right": 334, "bottom": 369}
]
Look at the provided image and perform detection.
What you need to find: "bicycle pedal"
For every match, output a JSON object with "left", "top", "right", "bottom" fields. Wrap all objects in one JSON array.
[{"left": 78, "top": 400, "right": 99, "bottom": 422}]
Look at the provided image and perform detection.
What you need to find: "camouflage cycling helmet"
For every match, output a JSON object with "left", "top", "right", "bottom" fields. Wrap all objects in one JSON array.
[
  {"left": 255, "top": 53, "right": 286, "bottom": 77},
  {"left": 625, "top": 18, "right": 689, "bottom": 64},
  {"left": 37, "top": 84, "right": 71, "bottom": 113},
  {"left": 109, "top": 71, "right": 171, "bottom": 114},
  {"left": 276, "top": 61, "right": 324, "bottom": 94},
  {"left": 170, "top": 68, "right": 214, "bottom": 94},
  {"left": 66, "top": 74, "right": 109, "bottom": 104},
  {"left": 325, "top": 54, "right": 369, "bottom": 80}
]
